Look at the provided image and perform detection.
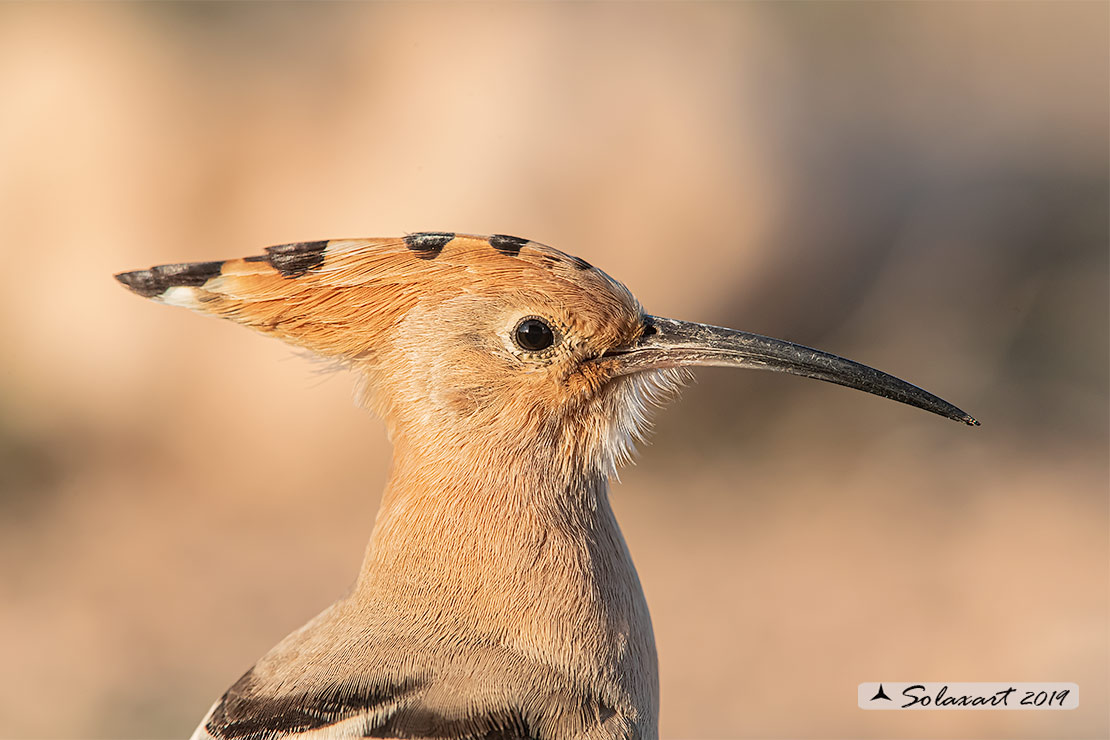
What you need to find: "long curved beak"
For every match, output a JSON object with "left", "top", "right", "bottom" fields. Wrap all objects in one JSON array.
[{"left": 602, "top": 316, "right": 978, "bottom": 426}]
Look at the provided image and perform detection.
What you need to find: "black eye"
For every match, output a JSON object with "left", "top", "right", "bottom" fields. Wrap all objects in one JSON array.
[{"left": 514, "top": 317, "right": 556, "bottom": 352}]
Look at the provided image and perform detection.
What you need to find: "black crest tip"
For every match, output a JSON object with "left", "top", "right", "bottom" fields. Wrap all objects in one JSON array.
[
  {"left": 115, "top": 261, "right": 224, "bottom": 298},
  {"left": 489, "top": 234, "right": 529, "bottom": 257},
  {"left": 404, "top": 232, "right": 455, "bottom": 259},
  {"left": 264, "top": 240, "right": 328, "bottom": 278}
]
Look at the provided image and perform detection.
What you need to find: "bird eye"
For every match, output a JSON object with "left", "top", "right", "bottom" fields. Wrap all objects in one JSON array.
[{"left": 513, "top": 317, "right": 556, "bottom": 352}]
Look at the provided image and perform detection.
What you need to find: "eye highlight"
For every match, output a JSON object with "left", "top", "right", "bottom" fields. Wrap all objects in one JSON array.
[{"left": 513, "top": 317, "right": 556, "bottom": 352}]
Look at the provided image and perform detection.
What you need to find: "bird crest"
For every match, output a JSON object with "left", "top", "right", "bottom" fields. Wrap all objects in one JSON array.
[{"left": 116, "top": 233, "right": 638, "bottom": 361}]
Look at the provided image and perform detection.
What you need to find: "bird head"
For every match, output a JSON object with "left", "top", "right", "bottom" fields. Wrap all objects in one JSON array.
[{"left": 116, "top": 233, "right": 976, "bottom": 481}]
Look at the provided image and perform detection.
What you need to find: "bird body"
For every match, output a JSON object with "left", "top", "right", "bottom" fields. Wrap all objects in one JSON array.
[{"left": 116, "top": 233, "right": 975, "bottom": 740}]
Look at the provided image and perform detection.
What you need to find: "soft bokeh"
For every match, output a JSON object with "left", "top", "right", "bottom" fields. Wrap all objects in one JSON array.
[{"left": 0, "top": 3, "right": 1105, "bottom": 738}]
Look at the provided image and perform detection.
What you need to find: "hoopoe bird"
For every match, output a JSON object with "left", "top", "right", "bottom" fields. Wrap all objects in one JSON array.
[{"left": 116, "top": 233, "right": 977, "bottom": 740}]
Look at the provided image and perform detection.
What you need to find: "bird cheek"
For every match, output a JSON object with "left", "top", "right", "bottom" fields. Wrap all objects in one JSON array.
[
  {"left": 567, "top": 361, "right": 613, "bottom": 398},
  {"left": 443, "top": 388, "right": 483, "bottom": 418}
]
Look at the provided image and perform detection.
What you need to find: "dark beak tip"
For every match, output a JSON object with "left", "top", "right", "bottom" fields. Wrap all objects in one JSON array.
[{"left": 115, "top": 270, "right": 148, "bottom": 289}]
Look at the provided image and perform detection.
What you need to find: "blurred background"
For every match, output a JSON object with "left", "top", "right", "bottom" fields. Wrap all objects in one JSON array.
[{"left": 0, "top": 2, "right": 1105, "bottom": 738}]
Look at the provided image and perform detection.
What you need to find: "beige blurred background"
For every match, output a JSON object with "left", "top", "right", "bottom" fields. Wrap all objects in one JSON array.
[{"left": 0, "top": 2, "right": 1106, "bottom": 738}]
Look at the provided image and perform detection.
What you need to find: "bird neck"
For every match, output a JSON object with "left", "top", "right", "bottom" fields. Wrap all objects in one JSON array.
[
  {"left": 348, "top": 421, "right": 659, "bottom": 736},
  {"left": 356, "top": 429, "right": 614, "bottom": 592}
]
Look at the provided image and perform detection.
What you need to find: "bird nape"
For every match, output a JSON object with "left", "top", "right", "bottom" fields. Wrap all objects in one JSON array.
[{"left": 116, "top": 233, "right": 977, "bottom": 740}]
